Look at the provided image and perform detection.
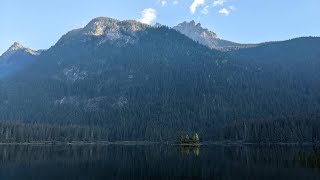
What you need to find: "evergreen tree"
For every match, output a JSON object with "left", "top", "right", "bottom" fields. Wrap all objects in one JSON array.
[{"left": 193, "top": 133, "right": 200, "bottom": 143}]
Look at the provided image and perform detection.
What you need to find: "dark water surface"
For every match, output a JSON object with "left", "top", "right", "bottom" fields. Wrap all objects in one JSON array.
[{"left": 0, "top": 144, "right": 319, "bottom": 180}]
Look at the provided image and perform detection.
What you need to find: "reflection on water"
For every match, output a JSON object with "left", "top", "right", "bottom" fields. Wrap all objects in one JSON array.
[
  {"left": 177, "top": 146, "right": 200, "bottom": 156},
  {"left": 0, "top": 144, "right": 319, "bottom": 180}
]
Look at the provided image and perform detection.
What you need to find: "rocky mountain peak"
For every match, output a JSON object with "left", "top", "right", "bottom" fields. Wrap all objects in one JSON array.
[
  {"left": 82, "top": 17, "right": 120, "bottom": 36},
  {"left": 173, "top": 20, "right": 242, "bottom": 49},
  {"left": 174, "top": 21, "right": 218, "bottom": 39},
  {"left": 81, "top": 17, "right": 148, "bottom": 36},
  {"left": 57, "top": 17, "right": 149, "bottom": 47},
  {"left": 9, "top": 42, "right": 24, "bottom": 51},
  {"left": 1, "top": 42, "right": 40, "bottom": 60}
]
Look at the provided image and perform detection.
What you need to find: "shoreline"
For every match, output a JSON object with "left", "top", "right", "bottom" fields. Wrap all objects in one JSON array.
[
  {"left": 0, "top": 141, "right": 318, "bottom": 146},
  {"left": 0, "top": 141, "right": 159, "bottom": 146}
]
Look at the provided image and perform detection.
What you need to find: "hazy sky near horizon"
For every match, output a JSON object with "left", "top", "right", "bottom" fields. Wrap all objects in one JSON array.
[{"left": 1, "top": 0, "right": 320, "bottom": 55}]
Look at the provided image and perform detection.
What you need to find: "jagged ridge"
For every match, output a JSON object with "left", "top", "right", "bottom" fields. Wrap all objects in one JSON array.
[
  {"left": 173, "top": 21, "right": 246, "bottom": 50},
  {"left": 1, "top": 42, "right": 40, "bottom": 61}
]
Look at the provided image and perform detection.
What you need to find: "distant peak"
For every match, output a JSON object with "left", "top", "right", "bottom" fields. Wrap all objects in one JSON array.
[
  {"left": 82, "top": 16, "right": 147, "bottom": 36},
  {"left": 1, "top": 42, "right": 39, "bottom": 59},
  {"left": 9, "top": 42, "right": 24, "bottom": 51},
  {"left": 179, "top": 20, "right": 201, "bottom": 28},
  {"left": 174, "top": 20, "right": 218, "bottom": 39},
  {"left": 190, "top": 20, "right": 196, "bottom": 26},
  {"left": 172, "top": 20, "right": 247, "bottom": 49}
]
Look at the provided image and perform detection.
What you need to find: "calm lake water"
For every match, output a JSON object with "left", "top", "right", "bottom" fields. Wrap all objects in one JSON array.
[{"left": 0, "top": 144, "right": 319, "bottom": 180}]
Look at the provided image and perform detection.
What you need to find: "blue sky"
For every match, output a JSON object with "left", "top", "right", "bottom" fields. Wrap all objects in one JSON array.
[{"left": 1, "top": 0, "right": 320, "bottom": 54}]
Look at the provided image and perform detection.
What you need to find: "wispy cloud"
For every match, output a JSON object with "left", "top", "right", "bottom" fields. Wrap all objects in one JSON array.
[
  {"left": 229, "top": 5, "right": 235, "bottom": 10},
  {"left": 190, "top": 0, "right": 206, "bottom": 14},
  {"left": 139, "top": 8, "right": 157, "bottom": 24},
  {"left": 158, "top": 0, "right": 178, "bottom": 6},
  {"left": 201, "top": 5, "right": 210, "bottom": 15},
  {"left": 218, "top": 5, "right": 235, "bottom": 16},
  {"left": 213, "top": 0, "right": 227, "bottom": 7},
  {"left": 160, "top": 0, "right": 167, "bottom": 6},
  {"left": 218, "top": 8, "right": 230, "bottom": 15}
]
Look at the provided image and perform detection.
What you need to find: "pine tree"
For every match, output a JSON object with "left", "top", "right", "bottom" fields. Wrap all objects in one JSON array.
[{"left": 193, "top": 133, "right": 199, "bottom": 143}]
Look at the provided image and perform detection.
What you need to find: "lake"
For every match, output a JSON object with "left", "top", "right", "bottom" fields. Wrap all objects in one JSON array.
[{"left": 0, "top": 144, "right": 319, "bottom": 180}]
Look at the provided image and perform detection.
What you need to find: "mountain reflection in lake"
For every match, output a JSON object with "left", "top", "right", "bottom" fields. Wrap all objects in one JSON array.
[{"left": 0, "top": 144, "right": 319, "bottom": 180}]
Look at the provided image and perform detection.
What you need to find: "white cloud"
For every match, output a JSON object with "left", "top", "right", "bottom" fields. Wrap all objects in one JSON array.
[
  {"left": 218, "top": 5, "right": 235, "bottom": 16},
  {"left": 158, "top": 0, "right": 178, "bottom": 6},
  {"left": 213, "top": 0, "right": 227, "bottom": 7},
  {"left": 139, "top": 8, "right": 157, "bottom": 24},
  {"left": 190, "top": 0, "right": 206, "bottom": 14},
  {"left": 218, "top": 8, "right": 230, "bottom": 15},
  {"left": 201, "top": 5, "right": 210, "bottom": 15},
  {"left": 160, "top": 0, "right": 167, "bottom": 6}
]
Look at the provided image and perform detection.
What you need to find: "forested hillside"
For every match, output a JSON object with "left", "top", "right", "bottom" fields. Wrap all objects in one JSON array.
[{"left": 0, "top": 17, "right": 320, "bottom": 143}]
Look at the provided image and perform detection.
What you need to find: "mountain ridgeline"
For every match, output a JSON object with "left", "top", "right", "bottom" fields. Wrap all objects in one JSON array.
[
  {"left": 0, "top": 17, "right": 320, "bottom": 143},
  {"left": 173, "top": 20, "right": 255, "bottom": 50},
  {"left": 0, "top": 42, "right": 41, "bottom": 78}
]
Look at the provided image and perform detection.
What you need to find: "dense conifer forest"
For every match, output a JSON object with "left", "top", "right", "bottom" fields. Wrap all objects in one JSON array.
[{"left": 0, "top": 19, "right": 320, "bottom": 143}]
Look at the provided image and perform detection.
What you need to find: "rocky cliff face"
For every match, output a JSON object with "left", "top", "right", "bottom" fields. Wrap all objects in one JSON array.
[
  {"left": 173, "top": 21, "right": 243, "bottom": 50},
  {"left": 56, "top": 17, "right": 149, "bottom": 47}
]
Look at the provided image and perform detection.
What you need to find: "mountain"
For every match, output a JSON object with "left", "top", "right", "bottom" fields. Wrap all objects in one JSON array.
[
  {"left": 0, "top": 42, "right": 41, "bottom": 78},
  {"left": 0, "top": 17, "right": 320, "bottom": 143},
  {"left": 56, "top": 17, "right": 149, "bottom": 48},
  {"left": 173, "top": 20, "right": 253, "bottom": 50}
]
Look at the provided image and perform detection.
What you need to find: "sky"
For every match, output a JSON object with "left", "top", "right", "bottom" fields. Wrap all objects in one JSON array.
[{"left": 1, "top": 0, "right": 320, "bottom": 55}]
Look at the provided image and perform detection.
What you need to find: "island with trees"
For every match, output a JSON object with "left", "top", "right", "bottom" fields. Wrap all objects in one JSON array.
[{"left": 176, "top": 133, "right": 201, "bottom": 146}]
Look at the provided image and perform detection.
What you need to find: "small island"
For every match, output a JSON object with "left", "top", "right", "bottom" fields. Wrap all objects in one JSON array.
[{"left": 176, "top": 133, "right": 201, "bottom": 146}]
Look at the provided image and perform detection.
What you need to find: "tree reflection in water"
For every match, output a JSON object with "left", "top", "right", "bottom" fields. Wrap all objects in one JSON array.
[
  {"left": 0, "top": 144, "right": 319, "bottom": 180},
  {"left": 177, "top": 146, "right": 200, "bottom": 156}
]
